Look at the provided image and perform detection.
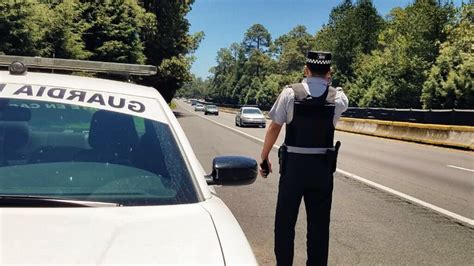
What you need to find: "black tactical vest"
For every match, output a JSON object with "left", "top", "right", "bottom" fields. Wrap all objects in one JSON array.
[{"left": 284, "top": 83, "right": 335, "bottom": 148}]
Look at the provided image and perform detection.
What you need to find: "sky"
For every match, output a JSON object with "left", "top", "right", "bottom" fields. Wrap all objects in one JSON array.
[{"left": 187, "top": 0, "right": 465, "bottom": 78}]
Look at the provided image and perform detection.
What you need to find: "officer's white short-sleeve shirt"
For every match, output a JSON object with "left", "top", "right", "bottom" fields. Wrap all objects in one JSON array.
[{"left": 268, "top": 77, "right": 349, "bottom": 126}]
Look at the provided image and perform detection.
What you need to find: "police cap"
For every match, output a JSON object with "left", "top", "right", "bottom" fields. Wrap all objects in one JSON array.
[{"left": 306, "top": 51, "right": 331, "bottom": 66}]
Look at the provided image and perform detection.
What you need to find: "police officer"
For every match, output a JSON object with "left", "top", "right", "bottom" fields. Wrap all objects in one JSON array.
[{"left": 259, "top": 51, "right": 348, "bottom": 265}]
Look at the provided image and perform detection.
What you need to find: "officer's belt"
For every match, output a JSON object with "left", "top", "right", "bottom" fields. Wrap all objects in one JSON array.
[{"left": 285, "top": 145, "right": 335, "bottom": 154}]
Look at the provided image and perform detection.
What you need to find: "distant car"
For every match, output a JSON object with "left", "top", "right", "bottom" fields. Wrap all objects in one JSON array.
[
  {"left": 0, "top": 55, "right": 258, "bottom": 265},
  {"left": 191, "top": 99, "right": 197, "bottom": 106},
  {"left": 235, "top": 107, "right": 266, "bottom": 128},
  {"left": 194, "top": 103, "right": 205, "bottom": 112},
  {"left": 204, "top": 105, "right": 219, "bottom": 115}
]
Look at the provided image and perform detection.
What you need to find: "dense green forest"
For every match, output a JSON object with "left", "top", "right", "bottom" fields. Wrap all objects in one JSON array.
[
  {"left": 0, "top": 0, "right": 202, "bottom": 102},
  {"left": 178, "top": 0, "right": 473, "bottom": 109},
  {"left": 0, "top": 1, "right": 471, "bottom": 108}
]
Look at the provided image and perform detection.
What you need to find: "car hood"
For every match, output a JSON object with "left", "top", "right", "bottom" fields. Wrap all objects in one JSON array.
[
  {"left": 242, "top": 113, "right": 265, "bottom": 119},
  {"left": 0, "top": 204, "right": 224, "bottom": 265}
]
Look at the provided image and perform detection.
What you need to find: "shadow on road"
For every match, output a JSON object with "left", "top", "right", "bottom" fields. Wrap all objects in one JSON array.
[{"left": 173, "top": 111, "right": 191, "bottom": 119}]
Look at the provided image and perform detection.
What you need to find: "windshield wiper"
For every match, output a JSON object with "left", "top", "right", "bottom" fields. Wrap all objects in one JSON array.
[{"left": 0, "top": 195, "right": 121, "bottom": 207}]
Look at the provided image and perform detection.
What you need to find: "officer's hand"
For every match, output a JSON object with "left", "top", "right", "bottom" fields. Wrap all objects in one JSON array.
[{"left": 259, "top": 159, "right": 272, "bottom": 178}]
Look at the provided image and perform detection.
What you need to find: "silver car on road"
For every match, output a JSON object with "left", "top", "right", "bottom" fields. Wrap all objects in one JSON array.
[
  {"left": 235, "top": 107, "right": 266, "bottom": 128},
  {"left": 194, "top": 103, "right": 205, "bottom": 112}
]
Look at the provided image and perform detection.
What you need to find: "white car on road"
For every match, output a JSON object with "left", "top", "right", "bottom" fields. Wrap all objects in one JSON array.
[
  {"left": 194, "top": 103, "right": 205, "bottom": 111},
  {"left": 235, "top": 107, "right": 267, "bottom": 128},
  {"left": 0, "top": 56, "right": 257, "bottom": 265}
]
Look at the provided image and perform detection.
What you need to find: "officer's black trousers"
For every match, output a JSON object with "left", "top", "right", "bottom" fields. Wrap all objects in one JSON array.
[{"left": 275, "top": 152, "right": 334, "bottom": 266}]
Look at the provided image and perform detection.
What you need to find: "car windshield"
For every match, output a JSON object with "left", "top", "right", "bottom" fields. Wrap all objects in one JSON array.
[
  {"left": 243, "top": 108, "right": 262, "bottom": 115},
  {"left": 207, "top": 105, "right": 217, "bottom": 109},
  {"left": 0, "top": 97, "right": 198, "bottom": 206}
]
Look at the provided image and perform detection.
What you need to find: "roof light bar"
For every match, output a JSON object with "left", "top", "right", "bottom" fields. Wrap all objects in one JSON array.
[{"left": 0, "top": 55, "right": 157, "bottom": 76}]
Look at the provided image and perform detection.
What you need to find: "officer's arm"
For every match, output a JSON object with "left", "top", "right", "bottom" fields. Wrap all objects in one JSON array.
[{"left": 261, "top": 121, "right": 282, "bottom": 161}]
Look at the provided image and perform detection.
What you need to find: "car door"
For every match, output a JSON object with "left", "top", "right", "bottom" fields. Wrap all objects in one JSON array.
[{"left": 236, "top": 108, "right": 242, "bottom": 121}]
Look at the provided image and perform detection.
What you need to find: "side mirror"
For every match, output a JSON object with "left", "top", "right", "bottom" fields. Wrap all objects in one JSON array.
[{"left": 206, "top": 156, "right": 257, "bottom": 186}]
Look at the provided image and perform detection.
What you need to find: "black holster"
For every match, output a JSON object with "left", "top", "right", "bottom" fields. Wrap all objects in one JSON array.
[
  {"left": 326, "top": 141, "right": 341, "bottom": 173},
  {"left": 278, "top": 145, "right": 288, "bottom": 174}
]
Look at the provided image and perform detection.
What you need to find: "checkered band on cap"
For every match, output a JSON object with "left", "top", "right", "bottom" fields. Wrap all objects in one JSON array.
[{"left": 306, "top": 58, "right": 331, "bottom": 65}]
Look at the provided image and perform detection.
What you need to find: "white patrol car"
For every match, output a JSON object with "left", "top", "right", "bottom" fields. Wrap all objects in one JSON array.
[{"left": 0, "top": 56, "right": 258, "bottom": 265}]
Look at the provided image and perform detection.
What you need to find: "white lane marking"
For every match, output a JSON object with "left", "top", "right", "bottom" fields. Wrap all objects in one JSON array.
[
  {"left": 178, "top": 102, "right": 474, "bottom": 227},
  {"left": 447, "top": 165, "right": 474, "bottom": 173},
  {"left": 337, "top": 169, "right": 473, "bottom": 227}
]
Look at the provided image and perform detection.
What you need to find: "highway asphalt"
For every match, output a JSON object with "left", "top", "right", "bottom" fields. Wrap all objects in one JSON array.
[{"left": 175, "top": 101, "right": 473, "bottom": 265}]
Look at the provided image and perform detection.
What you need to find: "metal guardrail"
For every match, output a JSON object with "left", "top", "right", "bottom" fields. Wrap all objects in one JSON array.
[
  {"left": 196, "top": 100, "right": 473, "bottom": 126},
  {"left": 343, "top": 108, "right": 474, "bottom": 127}
]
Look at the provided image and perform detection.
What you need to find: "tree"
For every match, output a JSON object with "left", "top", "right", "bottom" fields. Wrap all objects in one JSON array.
[
  {"left": 242, "top": 24, "right": 273, "bottom": 79},
  {"left": 422, "top": 4, "right": 474, "bottom": 109},
  {"left": 139, "top": 0, "right": 201, "bottom": 102},
  {"left": 314, "top": 0, "right": 384, "bottom": 86},
  {"left": 209, "top": 26, "right": 276, "bottom": 105},
  {"left": 0, "top": 2, "right": 50, "bottom": 56},
  {"left": 82, "top": 1, "right": 148, "bottom": 64},
  {"left": 207, "top": 42, "right": 247, "bottom": 104},
  {"left": 204, "top": 0, "right": 469, "bottom": 110},
  {"left": 257, "top": 74, "right": 285, "bottom": 109},
  {"left": 244, "top": 78, "right": 262, "bottom": 105},
  {"left": 274, "top": 25, "right": 316, "bottom": 74},
  {"left": 243, "top": 50, "right": 275, "bottom": 78},
  {"left": 233, "top": 74, "right": 252, "bottom": 104},
  {"left": 47, "top": 1, "right": 92, "bottom": 60},
  {"left": 348, "top": 0, "right": 455, "bottom": 108},
  {"left": 0, "top": 1, "right": 199, "bottom": 102},
  {"left": 0, "top": 1, "right": 92, "bottom": 60},
  {"left": 210, "top": 47, "right": 237, "bottom": 101},
  {"left": 178, "top": 75, "right": 211, "bottom": 99},
  {"left": 243, "top": 24, "right": 271, "bottom": 54},
  {"left": 352, "top": 0, "right": 383, "bottom": 54}
]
